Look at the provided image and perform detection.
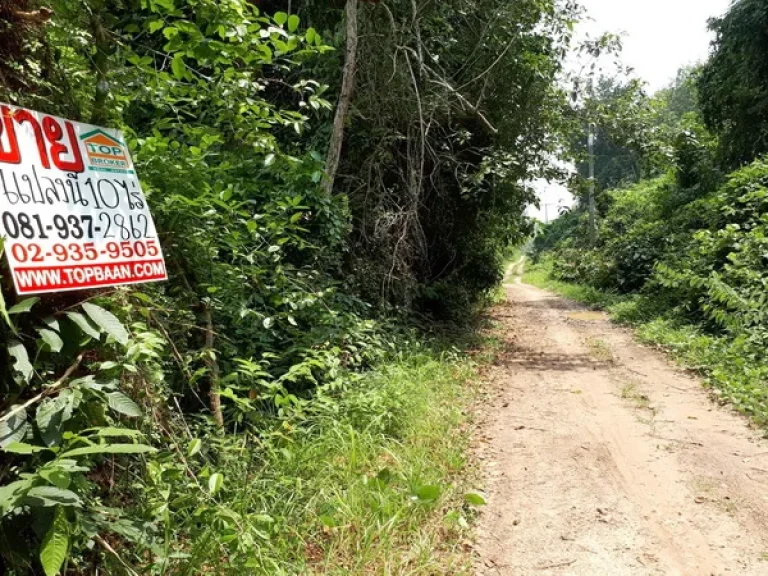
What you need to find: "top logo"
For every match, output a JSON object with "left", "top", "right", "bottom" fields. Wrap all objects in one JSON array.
[{"left": 80, "top": 129, "right": 134, "bottom": 174}]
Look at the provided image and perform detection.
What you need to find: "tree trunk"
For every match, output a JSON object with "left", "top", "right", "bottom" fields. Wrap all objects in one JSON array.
[
  {"left": 323, "top": 0, "right": 359, "bottom": 195},
  {"left": 203, "top": 305, "right": 224, "bottom": 427}
]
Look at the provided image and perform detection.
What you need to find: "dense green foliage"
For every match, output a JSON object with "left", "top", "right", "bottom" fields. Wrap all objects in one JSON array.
[
  {"left": 698, "top": 0, "right": 768, "bottom": 168},
  {"left": 533, "top": 0, "right": 768, "bottom": 430},
  {"left": 0, "top": 0, "right": 575, "bottom": 573}
]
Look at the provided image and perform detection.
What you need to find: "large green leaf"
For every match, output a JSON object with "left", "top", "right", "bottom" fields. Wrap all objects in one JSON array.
[
  {"left": 188, "top": 438, "right": 202, "bottom": 457},
  {"left": 8, "top": 297, "right": 39, "bottom": 315},
  {"left": 287, "top": 14, "right": 300, "bottom": 33},
  {"left": 65, "top": 312, "right": 101, "bottom": 340},
  {"left": 208, "top": 473, "right": 224, "bottom": 495},
  {"left": 60, "top": 443, "right": 157, "bottom": 458},
  {"left": 171, "top": 53, "right": 186, "bottom": 79},
  {"left": 2, "top": 442, "right": 44, "bottom": 454},
  {"left": 273, "top": 11, "right": 288, "bottom": 26},
  {"left": 8, "top": 340, "right": 33, "bottom": 383},
  {"left": 24, "top": 486, "right": 81, "bottom": 508},
  {"left": 92, "top": 427, "right": 144, "bottom": 438},
  {"left": 37, "top": 398, "right": 66, "bottom": 447},
  {"left": 40, "top": 468, "right": 72, "bottom": 490},
  {"left": 106, "top": 392, "right": 142, "bottom": 418},
  {"left": 82, "top": 303, "right": 130, "bottom": 346},
  {"left": 38, "top": 329, "right": 64, "bottom": 353},
  {"left": 0, "top": 406, "right": 29, "bottom": 448},
  {"left": 40, "top": 506, "right": 70, "bottom": 576},
  {"left": 0, "top": 479, "right": 32, "bottom": 516}
]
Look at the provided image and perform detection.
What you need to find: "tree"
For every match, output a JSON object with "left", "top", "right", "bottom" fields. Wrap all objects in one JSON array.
[{"left": 698, "top": 0, "right": 768, "bottom": 168}]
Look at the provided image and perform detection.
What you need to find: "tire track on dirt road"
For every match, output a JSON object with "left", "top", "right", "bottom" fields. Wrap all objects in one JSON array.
[{"left": 474, "top": 279, "right": 768, "bottom": 575}]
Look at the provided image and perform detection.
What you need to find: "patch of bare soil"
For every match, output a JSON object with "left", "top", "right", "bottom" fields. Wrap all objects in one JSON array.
[{"left": 474, "top": 280, "right": 768, "bottom": 575}]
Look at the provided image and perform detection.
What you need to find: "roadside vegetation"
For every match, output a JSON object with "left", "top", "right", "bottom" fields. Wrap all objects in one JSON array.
[
  {"left": 530, "top": 0, "right": 768, "bottom": 429},
  {"left": 0, "top": 0, "right": 579, "bottom": 573}
]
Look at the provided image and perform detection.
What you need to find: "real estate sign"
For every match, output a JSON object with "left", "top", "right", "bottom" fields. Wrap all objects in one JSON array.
[{"left": 0, "top": 103, "right": 167, "bottom": 295}]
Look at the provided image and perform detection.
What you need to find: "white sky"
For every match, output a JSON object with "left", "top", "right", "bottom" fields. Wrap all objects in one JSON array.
[{"left": 527, "top": 0, "right": 734, "bottom": 222}]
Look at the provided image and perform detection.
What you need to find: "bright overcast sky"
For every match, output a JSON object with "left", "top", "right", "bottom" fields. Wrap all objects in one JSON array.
[
  {"left": 527, "top": 0, "right": 734, "bottom": 222},
  {"left": 578, "top": 0, "right": 733, "bottom": 92}
]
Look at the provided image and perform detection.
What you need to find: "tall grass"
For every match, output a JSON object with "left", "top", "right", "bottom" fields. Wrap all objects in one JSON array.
[{"left": 146, "top": 350, "right": 479, "bottom": 575}]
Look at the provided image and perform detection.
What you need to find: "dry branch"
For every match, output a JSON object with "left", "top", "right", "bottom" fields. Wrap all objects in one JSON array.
[{"left": 0, "top": 353, "right": 84, "bottom": 424}]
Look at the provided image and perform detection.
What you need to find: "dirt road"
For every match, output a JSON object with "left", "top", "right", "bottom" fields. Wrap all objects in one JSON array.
[{"left": 474, "top": 277, "right": 768, "bottom": 575}]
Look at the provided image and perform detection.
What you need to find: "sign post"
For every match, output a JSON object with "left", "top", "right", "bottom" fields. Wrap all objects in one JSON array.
[{"left": 0, "top": 103, "right": 167, "bottom": 295}]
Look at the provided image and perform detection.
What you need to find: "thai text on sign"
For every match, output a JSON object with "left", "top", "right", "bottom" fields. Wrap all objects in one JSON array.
[{"left": 0, "top": 103, "right": 167, "bottom": 295}]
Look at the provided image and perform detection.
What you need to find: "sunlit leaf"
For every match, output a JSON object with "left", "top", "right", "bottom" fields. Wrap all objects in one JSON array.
[
  {"left": 82, "top": 303, "right": 130, "bottom": 346},
  {"left": 40, "top": 506, "right": 69, "bottom": 576},
  {"left": 208, "top": 472, "right": 224, "bottom": 495}
]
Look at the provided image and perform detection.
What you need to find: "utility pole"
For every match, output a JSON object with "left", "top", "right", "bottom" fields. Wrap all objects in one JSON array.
[{"left": 588, "top": 122, "right": 597, "bottom": 246}]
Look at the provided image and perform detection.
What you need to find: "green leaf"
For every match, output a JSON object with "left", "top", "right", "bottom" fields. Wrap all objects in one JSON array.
[
  {"left": 411, "top": 484, "right": 441, "bottom": 503},
  {"left": 82, "top": 303, "right": 130, "bottom": 346},
  {"left": 40, "top": 469, "right": 72, "bottom": 490},
  {"left": 37, "top": 398, "right": 65, "bottom": 447},
  {"left": 65, "top": 312, "right": 101, "bottom": 340},
  {"left": 106, "top": 392, "right": 142, "bottom": 418},
  {"left": 60, "top": 444, "right": 157, "bottom": 458},
  {"left": 0, "top": 406, "right": 28, "bottom": 448},
  {"left": 25, "top": 486, "right": 81, "bottom": 508},
  {"left": 0, "top": 291, "right": 10, "bottom": 330},
  {"left": 8, "top": 297, "right": 39, "bottom": 315},
  {"left": 208, "top": 472, "right": 224, "bottom": 495},
  {"left": 0, "top": 240, "right": 14, "bottom": 332},
  {"left": 273, "top": 11, "right": 288, "bottom": 26},
  {"left": 40, "top": 506, "right": 69, "bottom": 576},
  {"left": 37, "top": 398, "right": 62, "bottom": 431},
  {"left": 264, "top": 153, "right": 276, "bottom": 166},
  {"left": 464, "top": 491, "right": 487, "bottom": 506},
  {"left": 148, "top": 19, "right": 165, "bottom": 33},
  {"left": 305, "top": 27, "right": 317, "bottom": 45},
  {"left": 287, "top": 14, "right": 300, "bottom": 33},
  {"left": 171, "top": 53, "right": 186, "bottom": 79},
  {"left": 188, "top": 438, "right": 202, "bottom": 457},
  {"left": 0, "top": 479, "right": 31, "bottom": 515},
  {"left": 92, "top": 427, "right": 144, "bottom": 438},
  {"left": 38, "top": 329, "right": 64, "bottom": 353},
  {"left": 2, "top": 441, "right": 44, "bottom": 454},
  {"left": 8, "top": 340, "right": 33, "bottom": 383}
]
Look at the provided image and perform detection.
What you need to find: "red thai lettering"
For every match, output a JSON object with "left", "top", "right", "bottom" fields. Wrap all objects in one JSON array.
[
  {"left": 0, "top": 106, "right": 21, "bottom": 165},
  {"left": 13, "top": 109, "right": 51, "bottom": 169},
  {"left": 44, "top": 117, "right": 85, "bottom": 173}
]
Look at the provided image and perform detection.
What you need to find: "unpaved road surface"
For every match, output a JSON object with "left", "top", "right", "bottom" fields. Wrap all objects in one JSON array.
[{"left": 474, "top": 279, "right": 768, "bottom": 575}]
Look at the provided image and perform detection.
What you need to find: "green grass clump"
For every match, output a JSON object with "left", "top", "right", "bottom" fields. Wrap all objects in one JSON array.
[
  {"left": 524, "top": 260, "right": 621, "bottom": 309},
  {"left": 152, "top": 350, "right": 479, "bottom": 575}
]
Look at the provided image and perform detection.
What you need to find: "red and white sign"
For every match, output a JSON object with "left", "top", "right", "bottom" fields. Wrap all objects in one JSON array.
[{"left": 0, "top": 103, "right": 167, "bottom": 295}]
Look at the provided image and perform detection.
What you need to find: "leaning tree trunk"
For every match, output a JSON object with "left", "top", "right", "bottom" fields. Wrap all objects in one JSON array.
[{"left": 323, "top": 0, "right": 359, "bottom": 195}]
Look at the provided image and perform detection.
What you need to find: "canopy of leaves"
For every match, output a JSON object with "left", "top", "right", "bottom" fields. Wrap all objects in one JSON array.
[{"left": 698, "top": 0, "right": 768, "bottom": 168}]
